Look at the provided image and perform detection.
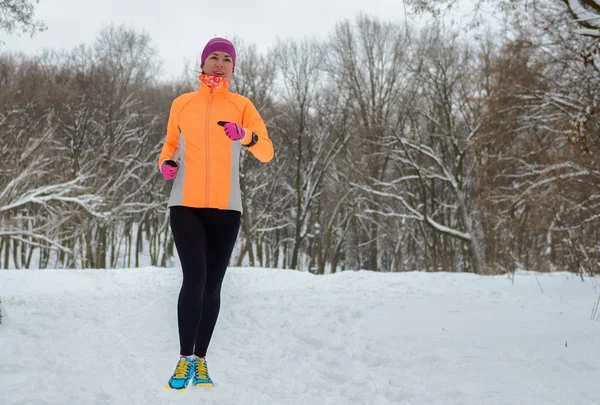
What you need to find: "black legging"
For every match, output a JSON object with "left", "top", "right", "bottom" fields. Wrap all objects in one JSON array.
[{"left": 169, "top": 206, "right": 241, "bottom": 357}]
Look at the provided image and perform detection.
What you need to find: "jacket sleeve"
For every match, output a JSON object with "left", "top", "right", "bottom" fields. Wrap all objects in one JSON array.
[
  {"left": 158, "top": 98, "right": 181, "bottom": 170},
  {"left": 241, "top": 100, "right": 274, "bottom": 163}
]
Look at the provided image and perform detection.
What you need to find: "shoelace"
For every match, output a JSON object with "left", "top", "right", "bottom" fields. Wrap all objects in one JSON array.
[
  {"left": 173, "top": 359, "right": 192, "bottom": 379},
  {"left": 195, "top": 359, "right": 210, "bottom": 380}
]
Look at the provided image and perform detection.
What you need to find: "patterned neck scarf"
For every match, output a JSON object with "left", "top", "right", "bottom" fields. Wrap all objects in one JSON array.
[{"left": 199, "top": 74, "right": 230, "bottom": 89}]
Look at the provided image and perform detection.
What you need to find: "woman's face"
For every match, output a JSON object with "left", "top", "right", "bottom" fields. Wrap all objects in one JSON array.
[{"left": 203, "top": 51, "right": 234, "bottom": 79}]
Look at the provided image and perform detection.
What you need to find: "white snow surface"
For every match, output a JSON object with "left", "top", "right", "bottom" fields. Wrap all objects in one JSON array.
[{"left": 1, "top": 267, "right": 599, "bottom": 405}]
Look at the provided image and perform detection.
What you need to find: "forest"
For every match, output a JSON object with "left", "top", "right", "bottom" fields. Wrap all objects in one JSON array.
[{"left": 0, "top": 0, "right": 598, "bottom": 275}]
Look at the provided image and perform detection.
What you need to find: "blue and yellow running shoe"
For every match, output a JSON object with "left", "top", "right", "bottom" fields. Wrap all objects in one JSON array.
[
  {"left": 192, "top": 357, "right": 214, "bottom": 387},
  {"left": 166, "top": 356, "right": 195, "bottom": 391}
]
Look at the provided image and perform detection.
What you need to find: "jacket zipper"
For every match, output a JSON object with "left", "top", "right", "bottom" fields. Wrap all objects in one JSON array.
[{"left": 205, "top": 88, "right": 213, "bottom": 207}]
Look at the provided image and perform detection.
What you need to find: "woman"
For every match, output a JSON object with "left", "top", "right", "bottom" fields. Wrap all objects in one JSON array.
[{"left": 158, "top": 37, "right": 274, "bottom": 390}]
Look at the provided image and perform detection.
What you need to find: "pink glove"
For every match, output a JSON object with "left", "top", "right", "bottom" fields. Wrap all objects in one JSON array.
[
  {"left": 218, "top": 121, "right": 246, "bottom": 141},
  {"left": 161, "top": 160, "right": 178, "bottom": 180}
]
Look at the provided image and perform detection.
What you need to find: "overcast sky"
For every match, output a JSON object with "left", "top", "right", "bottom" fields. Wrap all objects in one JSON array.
[{"left": 1, "top": 0, "right": 436, "bottom": 80}]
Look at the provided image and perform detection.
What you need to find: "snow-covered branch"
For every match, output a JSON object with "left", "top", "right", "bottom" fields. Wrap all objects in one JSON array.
[{"left": 0, "top": 176, "right": 105, "bottom": 218}]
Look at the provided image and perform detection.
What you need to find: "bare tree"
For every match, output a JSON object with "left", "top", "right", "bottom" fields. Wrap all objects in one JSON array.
[
  {"left": 0, "top": 0, "right": 45, "bottom": 37},
  {"left": 477, "top": 33, "right": 600, "bottom": 275},
  {"left": 0, "top": 26, "right": 172, "bottom": 269},
  {"left": 271, "top": 39, "right": 351, "bottom": 270},
  {"left": 353, "top": 26, "right": 487, "bottom": 273},
  {"left": 0, "top": 54, "right": 107, "bottom": 269},
  {"left": 84, "top": 25, "right": 166, "bottom": 268},
  {"left": 326, "top": 14, "right": 415, "bottom": 271},
  {"left": 405, "top": 0, "right": 600, "bottom": 37}
]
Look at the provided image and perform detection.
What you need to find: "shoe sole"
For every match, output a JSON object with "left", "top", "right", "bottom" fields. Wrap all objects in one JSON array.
[
  {"left": 165, "top": 383, "right": 189, "bottom": 391},
  {"left": 192, "top": 382, "right": 214, "bottom": 387},
  {"left": 166, "top": 379, "right": 213, "bottom": 390},
  {"left": 166, "top": 383, "right": 213, "bottom": 389}
]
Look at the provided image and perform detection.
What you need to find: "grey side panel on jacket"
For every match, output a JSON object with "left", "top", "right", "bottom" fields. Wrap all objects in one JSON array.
[
  {"left": 168, "top": 133, "right": 186, "bottom": 207},
  {"left": 228, "top": 142, "right": 242, "bottom": 212}
]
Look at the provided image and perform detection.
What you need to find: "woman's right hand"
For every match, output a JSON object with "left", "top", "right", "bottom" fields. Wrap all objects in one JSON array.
[{"left": 161, "top": 160, "right": 178, "bottom": 180}]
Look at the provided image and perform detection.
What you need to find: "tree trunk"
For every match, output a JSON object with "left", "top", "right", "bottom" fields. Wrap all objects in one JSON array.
[{"left": 456, "top": 189, "right": 485, "bottom": 275}]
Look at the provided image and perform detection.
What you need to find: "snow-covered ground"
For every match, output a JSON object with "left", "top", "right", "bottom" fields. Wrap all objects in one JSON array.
[{"left": 1, "top": 267, "right": 599, "bottom": 405}]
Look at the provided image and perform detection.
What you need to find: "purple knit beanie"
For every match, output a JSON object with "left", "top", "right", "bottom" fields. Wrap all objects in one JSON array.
[{"left": 201, "top": 37, "right": 236, "bottom": 71}]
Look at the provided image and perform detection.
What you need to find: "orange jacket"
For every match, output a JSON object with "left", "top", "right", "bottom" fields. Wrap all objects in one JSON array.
[{"left": 158, "top": 82, "right": 274, "bottom": 212}]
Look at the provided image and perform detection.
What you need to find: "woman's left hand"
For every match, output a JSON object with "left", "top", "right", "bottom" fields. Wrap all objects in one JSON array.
[{"left": 219, "top": 121, "right": 247, "bottom": 142}]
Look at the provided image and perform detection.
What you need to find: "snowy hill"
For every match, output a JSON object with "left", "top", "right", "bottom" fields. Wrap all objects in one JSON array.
[{"left": 1, "top": 267, "right": 599, "bottom": 405}]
